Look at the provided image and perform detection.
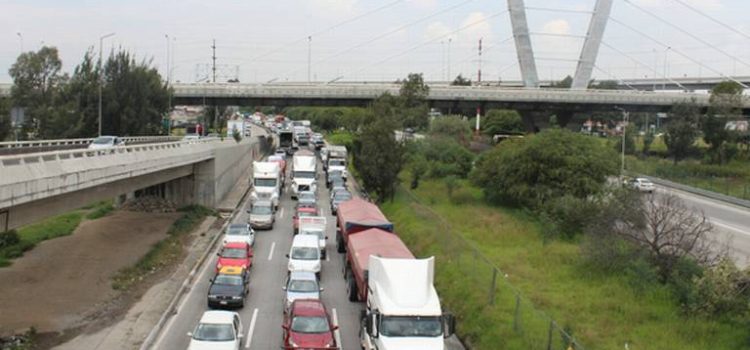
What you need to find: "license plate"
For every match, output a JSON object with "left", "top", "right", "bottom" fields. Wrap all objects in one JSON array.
[{"left": 220, "top": 301, "right": 228, "bottom": 305}]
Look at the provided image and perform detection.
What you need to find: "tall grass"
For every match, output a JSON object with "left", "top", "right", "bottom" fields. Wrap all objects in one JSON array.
[{"left": 0, "top": 212, "right": 84, "bottom": 267}]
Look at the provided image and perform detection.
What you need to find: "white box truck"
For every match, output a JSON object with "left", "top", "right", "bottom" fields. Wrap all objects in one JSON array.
[
  {"left": 291, "top": 150, "right": 317, "bottom": 199},
  {"left": 251, "top": 161, "right": 281, "bottom": 210},
  {"left": 326, "top": 145, "right": 348, "bottom": 178},
  {"left": 297, "top": 216, "right": 328, "bottom": 259},
  {"left": 360, "top": 256, "right": 455, "bottom": 350}
]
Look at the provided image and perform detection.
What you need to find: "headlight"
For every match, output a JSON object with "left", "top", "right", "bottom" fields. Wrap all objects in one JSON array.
[
  {"left": 208, "top": 294, "right": 218, "bottom": 299},
  {"left": 290, "top": 340, "right": 299, "bottom": 347},
  {"left": 232, "top": 296, "right": 243, "bottom": 300},
  {"left": 250, "top": 191, "right": 258, "bottom": 199},
  {"left": 217, "top": 263, "right": 223, "bottom": 269}
]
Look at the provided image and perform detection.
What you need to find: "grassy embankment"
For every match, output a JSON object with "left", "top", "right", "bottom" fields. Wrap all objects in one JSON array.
[
  {"left": 380, "top": 177, "right": 747, "bottom": 350},
  {"left": 111, "top": 205, "right": 216, "bottom": 290},
  {"left": 0, "top": 201, "right": 115, "bottom": 267}
]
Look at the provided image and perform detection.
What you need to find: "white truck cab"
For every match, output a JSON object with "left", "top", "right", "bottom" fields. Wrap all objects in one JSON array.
[
  {"left": 251, "top": 161, "right": 281, "bottom": 209},
  {"left": 291, "top": 151, "right": 317, "bottom": 199},
  {"left": 361, "top": 256, "right": 455, "bottom": 350},
  {"left": 326, "top": 145, "right": 348, "bottom": 178},
  {"left": 298, "top": 216, "right": 328, "bottom": 259},
  {"left": 286, "top": 234, "right": 321, "bottom": 277}
]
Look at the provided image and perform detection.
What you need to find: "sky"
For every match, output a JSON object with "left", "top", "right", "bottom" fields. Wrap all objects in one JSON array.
[{"left": 1, "top": 0, "right": 749, "bottom": 84}]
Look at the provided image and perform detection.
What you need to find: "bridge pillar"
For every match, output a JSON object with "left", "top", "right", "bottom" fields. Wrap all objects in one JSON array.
[
  {"left": 508, "top": 0, "right": 540, "bottom": 88},
  {"left": 192, "top": 159, "right": 217, "bottom": 208},
  {"left": 572, "top": 0, "right": 613, "bottom": 89},
  {"left": 164, "top": 176, "right": 194, "bottom": 207}
]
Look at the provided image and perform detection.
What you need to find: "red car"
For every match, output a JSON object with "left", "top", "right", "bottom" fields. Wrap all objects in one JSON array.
[
  {"left": 293, "top": 206, "right": 318, "bottom": 235},
  {"left": 282, "top": 299, "right": 338, "bottom": 350},
  {"left": 216, "top": 242, "right": 253, "bottom": 273}
]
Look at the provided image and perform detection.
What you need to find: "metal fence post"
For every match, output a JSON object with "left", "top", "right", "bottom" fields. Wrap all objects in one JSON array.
[
  {"left": 513, "top": 294, "right": 521, "bottom": 333},
  {"left": 488, "top": 268, "right": 498, "bottom": 305},
  {"left": 547, "top": 320, "right": 555, "bottom": 350}
]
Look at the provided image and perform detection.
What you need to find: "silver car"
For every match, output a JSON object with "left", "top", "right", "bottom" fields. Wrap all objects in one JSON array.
[
  {"left": 282, "top": 271, "right": 322, "bottom": 312},
  {"left": 247, "top": 201, "right": 275, "bottom": 230}
]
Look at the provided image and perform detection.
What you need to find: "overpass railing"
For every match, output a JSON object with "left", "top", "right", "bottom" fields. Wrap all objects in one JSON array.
[
  {"left": 0, "top": 137, "right": 220, "bottom": 169},
  {"left": 0, "top": 136, "right": 183, "bottom": 150}
]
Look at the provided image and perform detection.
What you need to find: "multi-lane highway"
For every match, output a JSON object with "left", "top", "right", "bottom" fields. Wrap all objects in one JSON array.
[
  {"left": 152, "top": 156, "right": 363, "bottom": 349},
  {"left": 661, "top": 186, "right": 750, "bottom": 268}
]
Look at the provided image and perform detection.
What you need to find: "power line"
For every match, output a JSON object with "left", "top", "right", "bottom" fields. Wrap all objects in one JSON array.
[
  {"left": 599, "top": 40, "right": 688, "bottom": 90},
  {"left": 609, "top": 16, "right": 749, "bottom": 88},
  {"left": 670, "top": 0, "right": 750, "bottom": 41},
  {"left": 211, "top": 39, "right": 216, "bottom": 83},
  {"left": 343, "top": 10, "right": 508, "bottom": 81},
  {"left": 622, "top": 0, "right": 750, "bottom": 69},
  {"left": 524, "top": 6, "right": 593, "bottom": 14},
  {"left": 592, "top": 64, "right": 639, "bottom": 91}
]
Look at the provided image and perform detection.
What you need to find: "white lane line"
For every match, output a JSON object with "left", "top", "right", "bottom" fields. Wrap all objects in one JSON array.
[
  {"left": 713, "top": 219, "right": 749, "bottom": 235},
  {"left": 279, "top": 207, "right": 285, "bottom": 219},
  {"left": 326, "top": 252, "right": 330, "bottom": 262},
  {"left": 245, "top": 308, "right": 259, "bottom": 348},
  {"left": 268, "top": 241, "right": 276, "bottom": 261},
  {"left": 332, "top": 308, "right": 342, "bottom": 349}
]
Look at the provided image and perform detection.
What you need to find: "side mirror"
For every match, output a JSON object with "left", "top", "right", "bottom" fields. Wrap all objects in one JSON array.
[
  {"left": 325, "top": 236, "right": 328, "bottom": 240},
  {"left": 282, "top": 286, "right": 287, "bottom": 291},
  {"left": 293, "top": 215, "right": 297, "bottom": 220},
  {"left": 282, "top": 324, "right": 290, "bottom": 330},
  {"left": 209, "top": 278, "right": 213, "bottom": 283},
  {"left": 443, "top": 313, "right": 456, "bottom": 338},
  {"left": 332, "top": 325, "right": 339, "bottom": 331},
  {"left": 238, "top": 333, "right": 244, "bottom": 339},
  {"left": 216, "top": 252, "right": 221, "bottom": 256},
  {"left": 285, "top": 254, "right": 290, "bottom": 258},
  {"left": 186, "top": 332, "right": 193, "bottom": 337},
  {"left": 319, "top": 287, "right": 325, "bottom": 292},
  {"left": 246, "top": 210, "right": 251, "bottom": 214},
  {"left": 367, "top": 311, "right": 380, "bottom": 338}
]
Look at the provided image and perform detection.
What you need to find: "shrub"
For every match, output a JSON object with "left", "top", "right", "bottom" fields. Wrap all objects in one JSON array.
[
  {"left": 685, "top": 259, "right": 750, "bottom": 318},
  {"left": 0, "top": 230, "right": 20, "bottom": 249},
  {"left": 540, "top": 195, "right": 599, "bottom": 240}
]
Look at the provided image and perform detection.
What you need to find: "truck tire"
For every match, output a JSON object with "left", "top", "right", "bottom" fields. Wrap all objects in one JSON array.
[
  {"left": 347, "top": 273, "right": 358, "bottom": 302},
  {"left": 336, "top": 232, "right": 345, "bottom": 253}
]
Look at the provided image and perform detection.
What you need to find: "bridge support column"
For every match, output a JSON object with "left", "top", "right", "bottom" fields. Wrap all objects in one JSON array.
[
  {"left": 192, "top": 159, "right": 217, "bottom": 208},
  {"left": 572, "top": 0, "right": 613, "bottom": 89},
  {"left": 508, "top": 0, "right": 540, "bottom": 88},
  {"left": 114, "top": 191, "right": 135, "bottom": 208},
  {"left": 164, "top": 176, "right": 194, "bottom": 208}
]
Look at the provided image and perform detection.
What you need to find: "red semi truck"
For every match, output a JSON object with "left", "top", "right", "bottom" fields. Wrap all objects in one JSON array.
[
  {"left": 335, "top": 198, "right": 393, "bottom": 253},
  {"left": 345, "top": 228, "right": 413, "bottom": 302}
]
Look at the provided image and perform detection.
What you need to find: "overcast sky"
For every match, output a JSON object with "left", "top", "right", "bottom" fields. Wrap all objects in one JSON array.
[{"left": 1, "top": 0, "right": 748, "bottom": 84}]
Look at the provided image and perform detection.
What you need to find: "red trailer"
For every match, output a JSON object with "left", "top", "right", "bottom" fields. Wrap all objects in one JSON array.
[
  {"left": 335, "top": 198, "right": 393, "bottom": 253},
  {"left": 345, "top": 228, "right": 414, "bottom": 302}
]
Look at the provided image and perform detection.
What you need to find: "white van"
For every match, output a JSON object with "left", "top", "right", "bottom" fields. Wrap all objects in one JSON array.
[{"left": 286, "top": 235, "right": 321, "bottom": 277}]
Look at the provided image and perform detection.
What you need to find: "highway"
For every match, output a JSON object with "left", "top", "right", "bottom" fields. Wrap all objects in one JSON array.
[
  {"left": 659, "top": 186, "right": 750, "bottom": 268},
  {"left": 151, "top": 155, "right": 364, "bottom": 349}
]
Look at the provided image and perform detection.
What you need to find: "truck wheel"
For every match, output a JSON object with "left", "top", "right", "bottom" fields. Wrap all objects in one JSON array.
[
  {"left": 336, "top": 233, "right": 345, "bottom": 253},
  {"left": 347, "top": 274, "right": 358, "bottom": 302}
]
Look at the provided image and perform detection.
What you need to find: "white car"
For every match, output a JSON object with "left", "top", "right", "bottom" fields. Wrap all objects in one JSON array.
[
  {"left": 187, "top": 311, "right": 243, "bottom": 350},
  {"left": 88, "top": 136, "right": 124, "bottom": 150},
  {"left": 630, "top": 177, "right": 655, "bottom": 193},
  {"left": 224, "top": 223, "right": 255, "bottom": 247},
  {"left": 287, "top": 235, "right": 321, "bottom": 277}
]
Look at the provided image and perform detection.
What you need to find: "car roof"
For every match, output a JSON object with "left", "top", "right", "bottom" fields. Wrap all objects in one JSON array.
[
  {"left": 289, "top": 271, "right": 318, "bottom": 281},
  {"left": 291, "top": 299, "right": 327, "bottom": 317},
  {"left": 223, "top": 242, "right": 249, "bottom": 249},
  {"left": 199, "top": 310, "right": 237, "bottom": 324}
]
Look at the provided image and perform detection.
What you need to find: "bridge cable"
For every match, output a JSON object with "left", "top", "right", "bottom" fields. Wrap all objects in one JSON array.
[
  {"left": 622, "top": 0, "right": 750, "bottom": 69},
  {"left": 591, "top": 65, "right": 639, "bottom": 91},
  {"left": 277, "top": 0, "right": 475, "bottom": 81},
  {"left": 599, "top": 40, "right": 689, "bottom": 90},
  {"left": 426, "top": 36, "right": 515, "bottom": 82},
  {"left": 341, "top": 10, "right": 508, "bottom": 80},
  {"left": 246, "top": 0, "right": 405, "bottom": 64},
  {"left": 524, "top": 6, "right": 593, "bottom": 15},
  {"left": 608, "top": 16, "right": 749, "bottom": 88},
  {"left": 669, "top": 0, "right": 750, "bottom": 41}
]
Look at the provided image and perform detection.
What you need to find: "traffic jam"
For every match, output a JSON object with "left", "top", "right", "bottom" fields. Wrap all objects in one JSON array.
[{"left": 183, "top": 117, "right": 455, "bottom": 350}]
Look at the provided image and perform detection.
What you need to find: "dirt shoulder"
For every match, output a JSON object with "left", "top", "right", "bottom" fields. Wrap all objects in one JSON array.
[{"left": 0, "top": 210, "right": 179, "bottom": 336}]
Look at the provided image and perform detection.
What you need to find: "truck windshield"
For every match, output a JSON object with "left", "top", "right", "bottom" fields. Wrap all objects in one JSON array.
[
  {"left": 254, "top": 178, "right": 277, "bottom": 187},
  {"left": 293, "top": 171, "right": 315, "bottom": 179},
  {"left": 328, "top": 159, "right": 345, "bottom": 167},
  {"left": 291, "top": 247, "right": 319, "bottom": 260},
  {"left": 379, "top": 316, "right": 442, "bottom": 338}
]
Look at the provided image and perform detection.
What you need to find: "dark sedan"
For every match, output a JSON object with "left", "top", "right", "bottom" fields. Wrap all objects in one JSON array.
[{"left": 207, "top": 271, "right": 249, "bottom": 309}]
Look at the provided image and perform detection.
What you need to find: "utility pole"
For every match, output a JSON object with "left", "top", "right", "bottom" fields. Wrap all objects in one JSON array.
[
  {"left": 307, "top": 36, "right": 312, "bottom": 83},
  {"left": 165, "top": 34, "right": 170, "bottom": 84},
  {"left": 447, "top": 38, "right": 452, "bottom": 81},
  {"left": 477, "top": 38, "right": 483, "bottom": 85},
  {"left": 98, "top": 32, "right": 115, "bottom": 137},
  {"left": 663, "top": 46, "right": 670, "bottom": 91},
  {"left": 615, "top": 107, "right": 629, "bottom": 176},
  {"left": 211, "top": 39, "right": 217, "bottom": 83}
]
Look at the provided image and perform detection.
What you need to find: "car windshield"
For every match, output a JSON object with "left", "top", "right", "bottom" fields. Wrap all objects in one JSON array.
[
  {"left": 298, "top": 211, "right": 316, "bottom": 218},
  {"left": 291, "top": 316, "right": 329, "bottom": 334},
  {"left": 379, "top": 316, "right": 443, "bottom": 337},
  {"left": 92, "top": 137, "right": 113, "bottom": 145},
  {"left": 294, "top": 171, "right": 316, "bottom": 179},
  {"left": 192, "top": 323, "right": 235, "bottom": 341},
  {"left": 329, "top": 159, "right": 345, "bottom": 167},
  {"left": 291, "top": 247, "right": 319, "bottom": 260},
  {"left": 288, "top": 280, "right": 318, "bottom": 293},
  {"left": 227, "top": 227, "right": 249, "bottom": 236},
  {"left": 221, "top": 248, "right": 246, "bottom": 259},
  {"left": 334, "top": 193, "right": 352, "bottom": 201},
  {"left": 251, "top": 206, "right": 273, "bottom": 215},
  {"left": 300, "top": 230, "right": 324, "bottom": 240},
  {"left": 254, "top": 178, "right": 277, "bottom": 187},
  {"left": 214, "top": 275, "right": 243, "bottom": 286},
  {"left": 298, "top": 192, "right": 316, "bottom": 201}
]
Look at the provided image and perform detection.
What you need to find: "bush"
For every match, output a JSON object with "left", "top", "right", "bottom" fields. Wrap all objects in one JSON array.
[
  {"left": 0, "top": 230, "right": 20, "bottom": 249},
  {"left": 429, "top": 115, "right": 471, "bottom": 144},
  {"left": 540, "top": 195, "right": 599, "bottom": 240},
  {"left": 413, "top": 137, "right": 475, "bottom": 179},
  {"left": 685, "top": 259, "right": 750, "bottom": 318}
]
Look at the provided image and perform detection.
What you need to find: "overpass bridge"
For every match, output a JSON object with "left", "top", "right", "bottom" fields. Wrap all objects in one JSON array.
[{"left": 0, "top": 128, "right": 272, "bottom": 231}]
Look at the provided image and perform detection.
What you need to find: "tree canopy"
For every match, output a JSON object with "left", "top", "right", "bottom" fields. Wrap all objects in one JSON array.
[{"left": 665, "top": 99, "right": 701, "bottom": 163}]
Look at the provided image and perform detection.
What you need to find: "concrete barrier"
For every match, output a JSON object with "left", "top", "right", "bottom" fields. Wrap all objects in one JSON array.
[{"left": 638, "top": 174, "right": 750, "bottom": 209}]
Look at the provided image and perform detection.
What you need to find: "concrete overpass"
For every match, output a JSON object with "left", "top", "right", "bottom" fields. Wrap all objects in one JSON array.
[
  {"left": 0, "top": 130, "right": 272, "bottom": 231},
  {"left": 171, "top": 83, "right": 750, "bottom": 114}
]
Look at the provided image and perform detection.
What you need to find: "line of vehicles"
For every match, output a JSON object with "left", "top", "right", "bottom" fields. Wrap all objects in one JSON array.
[{"left": 186, "top": 117, "right": 455, "bottom": 350}]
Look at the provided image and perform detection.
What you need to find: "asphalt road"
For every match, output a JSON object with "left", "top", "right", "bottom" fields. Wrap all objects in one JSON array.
[
  {"left": 658, "top": 186, "right": 750, "bottom": 267},
  {"left": 152, "top": 153, "right": 363, "bottom": 349}
]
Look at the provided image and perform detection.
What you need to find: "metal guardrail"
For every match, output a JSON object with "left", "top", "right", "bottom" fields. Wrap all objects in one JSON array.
[
  {"left": 0, "top": 136, "right": 182, "bottom": 149},
  {"left": 0, "top": 137, "right": 220, "bottom": 168},
  {"left": 637, "top": 174, "right": 750, "bottom": 209}
]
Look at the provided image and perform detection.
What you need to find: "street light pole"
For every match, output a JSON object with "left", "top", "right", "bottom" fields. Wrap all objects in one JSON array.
[
  {"left": 615, "top": 107, "right": 629, "bottom": 176},
  {"left": 165, "top": 34, "right": 170, "bottom": 84},
  {"left": 663, "top": 46, "right": 670, "bottom": 91},
  {"left": 98, "top": 32, "right": 115, "bottom": 137},
  {"left": 307, "top": 36, "right": 312, "bottom": 83}
]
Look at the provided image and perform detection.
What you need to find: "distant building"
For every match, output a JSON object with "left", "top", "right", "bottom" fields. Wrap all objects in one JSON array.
[{"left": 726, "top": 120, "right": 748, "bottom": 132}]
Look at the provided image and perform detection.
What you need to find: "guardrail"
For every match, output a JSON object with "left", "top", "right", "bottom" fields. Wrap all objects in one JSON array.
[
  {"left": 638, "top": 174, "right": 750, "bottom": 209},
  {"left": 0, "top": 137, "right": 220, "bottom": 169},
  {"left": 0, "top": 135, "right": 182, "bottom": 149}
]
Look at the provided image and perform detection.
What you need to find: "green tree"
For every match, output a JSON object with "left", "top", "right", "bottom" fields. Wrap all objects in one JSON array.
[
  {"left": 589, "top": 80, "right": 620, "bottom": 90},
  {"left": 429, "top": 115, "right": 471, "bottom": 144},
  {"left": 417, "top": 137, "right": 475, "bottom": 178},
  {"left": 665, "top": 99, "right": 700, "bottom": 163},
  {"left": 614, "top": 123, "right": 637, "bottom": 156},
  {"left": 354, "top": 94, "right": 405, "bottom": 202},
  {"left": 451, "top": 74, "right": 471, "bottom": 86},
  {"left": 551, "top": 75, "right": 573, "bottom": 88},
  {"left": 0, "top": 98, "right": 10, "bottom": 141},
  {"left": 483, "top": 109, "right": 524, "bottom": 135},
  {"left": 399, "top": 73, "right": 430, "bottom": 130},
  {"left": 471, "top": 128, "right": 618, "bottom": 207},
  {"left": 8, "top": 46, "right": 66, "bottom": 139},
  {"left": 101, "top": 50, "right": 171, "bottom": 136},
  {"left": 642, "top": 130, "right": 655, "bottom": 156},
  {"left": 704, "top": 81, "right": 743, "bottom": 164}
]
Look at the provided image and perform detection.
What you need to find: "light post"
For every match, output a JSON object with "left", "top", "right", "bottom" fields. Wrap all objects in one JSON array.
[
  {"left": 165, "top": 34, "right": 170, "bottom": 84},
  {"left": 307, "top": 36, "right": 312, "bottom": 83},
  {"left": 447, "top": 38, "right": 452, "bottom": 81},
  {"left": 663, "top": 46, "right": 670, "bottom": 91},
  {"left": 615, "top": 107, "right": 629, "bottom": 176},
  {"left": 98, "top": 32, "right": 115, "bottom": 137}
]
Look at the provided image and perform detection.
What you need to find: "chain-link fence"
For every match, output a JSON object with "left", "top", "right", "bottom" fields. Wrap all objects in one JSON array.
[{"left": 400, "top": 188, "right": 584, "bottom": 350}]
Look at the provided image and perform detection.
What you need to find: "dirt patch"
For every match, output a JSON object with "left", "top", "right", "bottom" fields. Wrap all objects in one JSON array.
[{"left": 0, "top": 210, "right": 180, "bottom": 337}]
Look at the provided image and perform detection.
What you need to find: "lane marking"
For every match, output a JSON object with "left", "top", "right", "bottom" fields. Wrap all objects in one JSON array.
[
  {"left": 279, "top": 207, "right": 285, "bottom": 219},
  {"left": 332, "top": 308, "right": 342, "bottom": 349},
  {"left": 245, "top": 308, "right": 259, "bottom": 348},
  {"left": 268, "top": 241, "right": 276, "bottom": 261},
  {"left": 713, "top": 219, "right": 749, "bottom": 235},
  {"left": 326, "top": 252, "right": 330, "bottom": 262}
]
